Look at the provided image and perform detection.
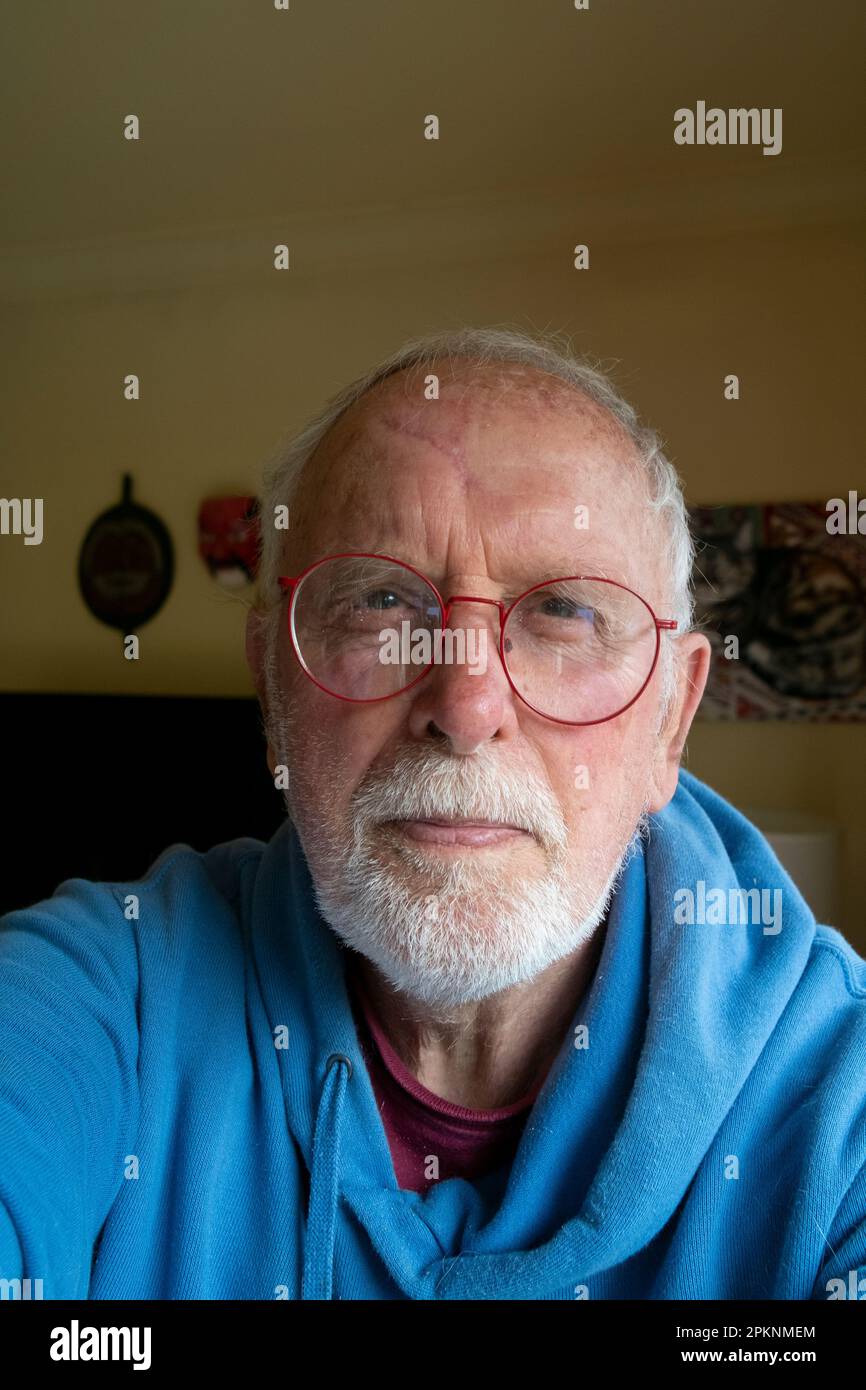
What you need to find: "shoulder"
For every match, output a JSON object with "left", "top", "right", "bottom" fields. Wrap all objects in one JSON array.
[
  {"left": 123, "top": 833, "right": 267, "bottom": 912},
  {"left": 0, "top": 834, "right": 269, "bottom": 972},
  {"left": 800, "top": 924, "right": 866, "bottom": 1083},
  {"left": 784, "top": 926, "right": 866, "bottom": 1174},
  {"left": 799, "top": 922, "right": 866, "bottom": 1063},
  {"left": 810, "top": 923, "right": 866, "bottom": 1003}
]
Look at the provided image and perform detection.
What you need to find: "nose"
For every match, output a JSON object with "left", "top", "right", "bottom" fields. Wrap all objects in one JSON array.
[{"left": 405, "top": 595, "right": 519, "bottom": 754}]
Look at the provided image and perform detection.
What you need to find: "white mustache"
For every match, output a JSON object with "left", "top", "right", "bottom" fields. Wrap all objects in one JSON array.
[{"left": 350, "top": 745, "right": 568, "bottom": 852}]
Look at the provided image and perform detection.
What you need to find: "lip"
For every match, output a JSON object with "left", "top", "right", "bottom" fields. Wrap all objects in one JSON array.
[{"left": 383, "top": 817, "right": 530, "bottom": 848}]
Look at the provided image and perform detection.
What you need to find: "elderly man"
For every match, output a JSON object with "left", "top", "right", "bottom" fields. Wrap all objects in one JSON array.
[{"left": 1, "top": 327, "right": 863, "bottom": 1303}]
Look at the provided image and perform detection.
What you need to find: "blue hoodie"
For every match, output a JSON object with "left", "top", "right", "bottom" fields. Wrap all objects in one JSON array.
[{"left": 1, "top": 770, "right": 864, "bottom": 1301}]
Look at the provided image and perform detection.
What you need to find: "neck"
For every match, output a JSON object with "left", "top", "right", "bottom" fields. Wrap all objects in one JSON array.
[{"left": 351, "top": 922, "right": 607, "bottom": 1110}]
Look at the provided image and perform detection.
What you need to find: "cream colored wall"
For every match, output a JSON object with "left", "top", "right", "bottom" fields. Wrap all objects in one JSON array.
[{"left": 0, "top": 219, "right": 863, "bottom": 940}]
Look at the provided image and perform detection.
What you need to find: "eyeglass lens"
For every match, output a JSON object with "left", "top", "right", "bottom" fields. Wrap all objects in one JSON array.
[{"left": 290, "top": 556, "right": 659, "bottom": 721}]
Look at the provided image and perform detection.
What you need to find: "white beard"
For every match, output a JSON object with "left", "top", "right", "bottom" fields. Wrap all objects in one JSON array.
[
  {"left": 311, "top": 815, "right": 627, "bottom": 1009},
  {"left": 265, "top": 672, "right": 642, "bottom": 1009}
]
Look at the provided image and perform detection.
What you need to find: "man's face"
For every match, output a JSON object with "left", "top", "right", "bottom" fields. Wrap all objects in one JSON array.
[{"left": 255, "top": 362, "right": 682, "bottom": 1008}]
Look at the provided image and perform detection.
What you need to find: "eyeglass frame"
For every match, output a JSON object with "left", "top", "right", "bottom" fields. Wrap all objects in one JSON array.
[{"left": 277, "top": 551, "right": 678, "bottom": 727}]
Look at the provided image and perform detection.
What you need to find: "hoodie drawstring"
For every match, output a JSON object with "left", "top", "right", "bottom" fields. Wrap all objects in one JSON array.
[{"left": 301, "top": 1052, "right": 352, "bottom": 1300}]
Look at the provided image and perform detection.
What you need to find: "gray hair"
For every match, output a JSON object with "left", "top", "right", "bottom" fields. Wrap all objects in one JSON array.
[{"left": 252, "top": 325, "right": 696, "bottom": 715}]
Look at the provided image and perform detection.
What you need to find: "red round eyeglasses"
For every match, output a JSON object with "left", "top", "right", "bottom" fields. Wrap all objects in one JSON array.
[{"left": 277, "top": 552, "right": 677, "bottom": 727}]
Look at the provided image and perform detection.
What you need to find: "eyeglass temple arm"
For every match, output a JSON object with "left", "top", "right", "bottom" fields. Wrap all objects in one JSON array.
[{"left": 657, "top": 619, "right": 678, "bottom": 630}]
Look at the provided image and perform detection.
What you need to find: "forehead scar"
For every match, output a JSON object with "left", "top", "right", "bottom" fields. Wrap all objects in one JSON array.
[{"left": 378, "top": 409, "right": 469, "bottom": 482}]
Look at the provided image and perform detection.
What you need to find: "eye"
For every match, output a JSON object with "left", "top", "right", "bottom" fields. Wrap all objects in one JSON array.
[
  {"left": 538, "top": 596, "right": 595, "bottom": 622},
  {"left": 357, "top": 588, "right": 403, "bottom": 611}
]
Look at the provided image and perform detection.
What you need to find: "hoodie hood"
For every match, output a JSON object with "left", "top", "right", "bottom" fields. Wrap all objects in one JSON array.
[{"left": 249, "top": 769, "right": 817, "bottom": 1300}]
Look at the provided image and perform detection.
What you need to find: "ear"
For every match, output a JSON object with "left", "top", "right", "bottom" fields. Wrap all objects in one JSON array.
[
  {"left": 245, "top": 606, "right": 278, "bottom": 779},
  {"left": 647, "top": 631, "right": 712, "bottom": 812}
]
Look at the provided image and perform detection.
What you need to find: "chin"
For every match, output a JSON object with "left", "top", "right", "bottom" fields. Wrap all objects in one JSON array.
[{"left": 313, "top": 861, "right": 604, "bottom": 1009}]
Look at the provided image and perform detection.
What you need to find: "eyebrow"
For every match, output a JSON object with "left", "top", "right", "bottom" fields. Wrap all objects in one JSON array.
[
  {"left": 330, "top": 545, "right": 630, "bottom": 592},
  {"left": 512, "top": 555, "right": 622, "bottom": 583}
]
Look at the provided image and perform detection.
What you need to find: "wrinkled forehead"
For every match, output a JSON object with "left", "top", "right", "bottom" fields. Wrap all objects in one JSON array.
[{"left": 287, "top": 360, "right": 662, "bottom": 586}]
